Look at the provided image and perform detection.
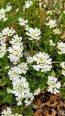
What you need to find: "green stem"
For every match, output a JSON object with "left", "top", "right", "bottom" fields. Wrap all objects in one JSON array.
[{"left": 52, "top": 61, "right": 60, "bottom": 64}]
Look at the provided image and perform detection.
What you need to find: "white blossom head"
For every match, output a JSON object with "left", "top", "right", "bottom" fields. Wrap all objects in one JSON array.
[
  {"left": 32, "top": 52, "right": 52, "bottom": 72},
  {"left": 47, "top": 76, "right": 61, "bottom": 94},
  {"left": 57, "top": 42, "right": 65, "bottom": 54}
]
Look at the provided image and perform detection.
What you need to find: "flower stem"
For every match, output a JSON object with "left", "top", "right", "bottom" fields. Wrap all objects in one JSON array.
[{"left": 52, "top": 61, "right": 60, "bottom": 64}]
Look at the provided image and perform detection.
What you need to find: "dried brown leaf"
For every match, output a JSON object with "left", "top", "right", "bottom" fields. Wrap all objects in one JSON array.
[
  {"left": 59, "top": 100, "right": 65, "bottom": 107},
  {"left": 51, "top": 109, "right": 57, "bottom": 116},
  {"left": 34, "top": 109, "right": 42, "bottom": 116},
  {"left": 44, "top": 109, "right": 56, "bottom": 116},
  {"left": 41, "top": 101, "right": 50, "bottom": 107},
  {"left": 33, "top": 104, "right": 39, "bottom": 109},
  {"left": 50, "top": 102, "right": 58, "bottom": 107},
  {"left": 34, "top": 111, "right": 39, "bottom": 116},
  {"left": 44, "top": 110, "right": 49, "bottom": 116},
  {"left": 36, "top": 97, "right": 42, "bottom": 106}
]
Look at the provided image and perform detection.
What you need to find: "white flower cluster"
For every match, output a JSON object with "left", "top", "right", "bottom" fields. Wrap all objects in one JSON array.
[
  {"left": 23, "top": 0, "right": 33, "bottom": 11},
  {"left": 0, "top": 27, "right": 16, "bottom": 59},
  {"left": 26, "top": 27, "right": 41, "bottom": 40},
  {"left": 45, "top": 19, "right": 56, "bottom": 28},
  {"left": 7, "top": 35, "right": 23, "bottom": 64},
  {"left": 8, "top": 62, "right": 34, "bottom": 106},
  {"left": 49, "top": 39, "right": 55, "bottom": 46},
  {"left": 47, "top": 76, "right": 61, "bottom": 94},
  {"left": 8, "top": 62, "right": 28, "bottom": 81},
  {"left": 63, "top": 10, "right": 65, "bottom": 14},
  {"left": 0, "top": 33, "right": 6, "bottom": 58},
  {"left": 60, "top": 62, "right": 65, "bottom": 76},
  {"left": 46, "top": 10, "right": 54, "bottom": 15},
  {"left": 18, "top": 17, "right": 28, "bottom": 26},
  {"left": 0, "top": 5, "right": 12, "bottom": 22},
  {"left": 2, "top": 27, "right": 16, "bottom": 36},
  {"left": 27, "top": 52, "right": 52, "bottom": 72},
  {"left": 1, "top": 107, "right": 22, "bottom": 116},
  {"left": 57, "top": 41, "right": 65, "bottom": 54},
  {"left": 27, "top": 56, "right": 33, "bottom": 63},
  {"left": 34, "top": 88, "right": 41, "bottom": 95},
  {"left": 53, "top": 28, "right": 61, "bottom": 35},
  {"left": 5, "top": 5, "right": 12, "bottom": 12},
  {"left": 8, "top": 77, "right": 34, "bottom": 106}
]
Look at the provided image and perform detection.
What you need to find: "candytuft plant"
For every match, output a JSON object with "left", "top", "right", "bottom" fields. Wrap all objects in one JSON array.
[{"left": 0, "top": 0, "right": 65, "bottom": 115}]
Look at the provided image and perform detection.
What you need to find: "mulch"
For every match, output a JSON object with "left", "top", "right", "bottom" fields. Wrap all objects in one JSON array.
[{"left": 33, "top": 91, "right": 65, "bottom": 116}]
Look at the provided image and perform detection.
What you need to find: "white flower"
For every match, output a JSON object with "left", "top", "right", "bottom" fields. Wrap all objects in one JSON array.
[
  {"left": 23, "top": 0, "right": 33, "bottom": 11},
  {"left": 7, "top": 88, "right": 13, "bottom": 94},
  {"left": 8, "top": 54, "right": 21, "bottom": 64},
  {"left": 24, "top": 93, "right": 34, "bottom": 106},
  {"left": 62, "top": 70, "right": 65, "bottom": 76},
  {"left": 0, "top": 5, "right": 12, "bottom": 22},
  {"left": 57, "top": 41, "right": 65, "bottom": 54},
  {"left": 25, "top": 24, "right": 29, "bottom": 30},
  {"left": 9, "top": 76, "right": 34, "bottom": 106},
  {"left": 0, "top": 33, "right": 6, "bottom": 58},
  {"left": 49, "top": 39, "right": 55, "bottom": 46},
  {"left": 33, "top": 65, "right": 41, "bottom": 71},
  {"left": 45, "top": 19, "right": 56, "bottom": 28},
  {"left": 60, "top": 62, "right": 65, "bottom": 76},
  {"left": 34, "top": 88, "right": 41, "bottom": 95},
  {"left": 53, "top": 28, "right": 61, "bottom": 35},
  {"left": 16, "top": 8, "right": 19, "bottom": 12},
  {"left": 5, "top": 5, "right": 12, "bottom": 12},
  {"left": 63, "top": 10, "right": 65, "bottom": 14},
  {"left": 8, "top": 45, "right": 23, "bottom": 64},
  {"left": 10, "top": 35, "right": 22, "bottom": 45},
  {"left": 60, "top": 62, "right": 65, "bottom": 69},
  {"left": 2, "top": 27, "right": 16, "bottom": 36},
  {"left": 47, "top": 76, "right": 61, "bottom": 94},
  {"left": 27, "top": 56, "right": 33, "bottom": 63},
  {"left": 7, "top": 34, "right": 23, "bottom": 64},
  {"left": 0, "top": 33, "right": 6, "bottom": 42},
  {"left": 32, "top": 52, "right": 52, "bottom": 72},
  {"left": 18, "top": 17, "right": 28, "bottom": 26},
  {"left": 8, "top": 66, "right": 21, "bottom": 81},
  {"left": 0, "top": 8, "right": 7, "bottom": 22},
  {"left": 5, "top": 66, "right": 9, "bottom": 69},
  {"left": 8, "top": 62, "right": 28, "bottom": 81},
  {"left": 1, "top": 107, "right": 13, "bottom": 116},
  {"left": 18, "top": 62, "right": 28, "bottom": 74},
  {"left": 56, "top": 81, "right": 61, "bottom": 89},
  {"left": 1, "top": 107, "right": 22, "bottom": 116},
  {"left": 17, "top": 99, "right": 22, "bottom": 106},
  {"left": 46, "top": 10, "right": 54, "bottom": 15},
  {"left": 8, "top": 65, "right": 34, "bottom": 106},
  {"left": 26, "top": 27, "right": 41, "bottom": 40},
  {"left": 0, "top": 43, "right": 6, "bottom": 58},
  {"left": 14, "top": 113, "right": 22, "bottom": 116},
  {"left": 12, "top": 77, "right": 29, "bottom": 95}
]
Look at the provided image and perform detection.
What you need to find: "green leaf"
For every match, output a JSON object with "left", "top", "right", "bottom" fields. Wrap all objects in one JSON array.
[
  {"left": 60, "top": 88, "right": 65, "bottom": 99},
  {"left": 58, "top": 14, "right": 63, "bottom": 23},
  {"left": 0, "top": 21, "right": 5, "bottom": 28},
  {"left": 51, "top": 70, "right": 55, "bottom": 76},
  {"left": 0, "top": 76, "right": 11, "bottom": 87},
  {"left": 3, "top": 93, "right": 14, "bottom": 104},
  {"left": 0, "top": 91, "right": 6, "bottom": 97},
  {"left": 6, "top": 15, "right": 20, "bottom": 25},
  {"left": 53, "top": 0, "right": 58, "bottom": 7}
]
